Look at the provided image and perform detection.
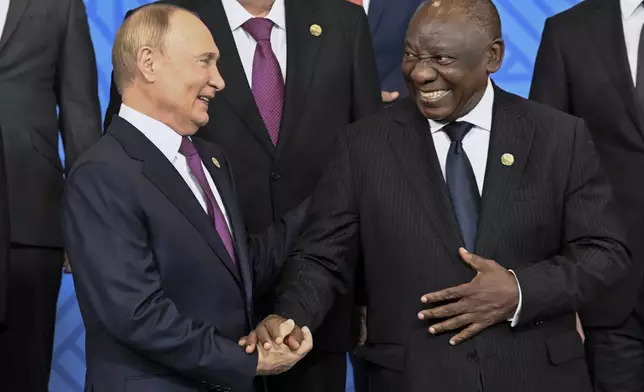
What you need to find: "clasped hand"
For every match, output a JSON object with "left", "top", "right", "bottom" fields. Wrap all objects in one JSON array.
[
  {"left": 418, "top": 248, "right": 519, "bottom": 345},
  {"left": 239, "top": 315, "right": 313, "bottom": 375}
]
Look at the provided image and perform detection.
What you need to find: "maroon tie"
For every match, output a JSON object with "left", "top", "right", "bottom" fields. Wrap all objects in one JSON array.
[
  {"left": 242, "top": 17, "right": 284, "bottom": 146},
  {"left": 179, "top": 137, "right": 237, "bottom": 262}
]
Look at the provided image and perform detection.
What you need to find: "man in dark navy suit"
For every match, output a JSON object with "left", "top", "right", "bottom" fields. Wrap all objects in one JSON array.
[{"left": 64, "top": 5, "right": 311, "bottom": 391}]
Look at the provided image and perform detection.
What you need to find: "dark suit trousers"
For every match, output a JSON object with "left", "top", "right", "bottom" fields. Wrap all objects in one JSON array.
[
  {"left": 585, "top": 312, "right": 644, "bottom": 392},
  {"left": 0, "top": 245, "right": 63, "bottom": 391},
  {"left": 266, "top": 349, "right": 346, "bottom": 392}
]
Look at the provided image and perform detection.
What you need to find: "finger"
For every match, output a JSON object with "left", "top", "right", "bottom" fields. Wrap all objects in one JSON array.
[
  {"left": 428, "top": 313, "right": 474, "bottom": 335},
  {"left": 418, "top": 301, "right": 468, "bottom": 320},
  {"left": 245, "top": 331, "right": 258, "bottom": 354},
  {"left": 286, "top": 325, "right": 304, "bottom": 350},
  {"left": 449, "top": 322, "right": 486, "bottom": 346},
  {"left": 238, "top": 337, "right": 247, "bottom": 347},
  {"left": 255, "top": 324, "right": 273, "bottom": 350},
  {"left": 272, "top": 319, "right": 295, "bottom": 345},
  {"left": 459, "top": 248, "right": 495, "bottom": 273},
  {"left": 296, "top": 326, "right": 314, "bottom": 355},
  {"left": 421, "top": 283, "right": 470, "bottom": 303}
]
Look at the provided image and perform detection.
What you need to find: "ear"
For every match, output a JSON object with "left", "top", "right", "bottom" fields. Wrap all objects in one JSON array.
[
  {"left": 485, "top": 38, "right": 505, "bottom": 74},
  {"left": 136, "top": 46, "right": 159, "bottom": 83}
]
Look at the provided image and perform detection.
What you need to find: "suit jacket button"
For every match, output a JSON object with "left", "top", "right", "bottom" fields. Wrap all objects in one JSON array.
[
  {"left": 468, "top": 351, "right": 479, "bottom": 362},
  {"left": 271, "top": 172, "right": 281, "bottom": 180}
]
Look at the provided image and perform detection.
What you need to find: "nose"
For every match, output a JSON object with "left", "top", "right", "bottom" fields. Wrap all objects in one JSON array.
[
  {"left": 411, "top": 61, "right": 438, "bottom": 86},
  {"left": 209, "top": 64, "right": 226, "bottom": 92}
]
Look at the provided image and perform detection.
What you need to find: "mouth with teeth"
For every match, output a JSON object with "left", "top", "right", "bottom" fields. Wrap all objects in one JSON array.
[
  {"left": 197, "top": 95, "right": 212, "bottom": 106},
  {"left": 418, "top": 89, "right": 450, "bottom": 103}
]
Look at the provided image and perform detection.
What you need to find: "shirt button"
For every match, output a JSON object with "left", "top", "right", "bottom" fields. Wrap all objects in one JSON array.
[
  {"left": 271, "top": 172, "right": 281, "bottom": 180},
  {"left": 468, "top": 351, "right": 479, "bottom": 362}
]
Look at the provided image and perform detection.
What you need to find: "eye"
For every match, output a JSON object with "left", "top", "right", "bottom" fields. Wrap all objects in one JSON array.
[
  {"left": 404, "top": 50, "right": 418, "bottom": 60},
  {"left": 434, "top": 55, "right": 454, "bottom": 65}
]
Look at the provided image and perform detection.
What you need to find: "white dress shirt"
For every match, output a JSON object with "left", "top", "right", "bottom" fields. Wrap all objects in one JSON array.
[
  {"left": 0, "top": 0, "right": 10, "bottom": 39},
  {"left": 428, "top": 80, "right": 523, "bottom": 326},
  {"left": 221, "top": 0, "right": 287, "bottom": 85},
  {"left": 119, "top": 104, "right": 232, "bottom": 232},
  {"left": 621, "top": 0, "right": 644, "bottom": 84},
  {"left": 362, "top": 0, "right": 371, "bottom": 14}
]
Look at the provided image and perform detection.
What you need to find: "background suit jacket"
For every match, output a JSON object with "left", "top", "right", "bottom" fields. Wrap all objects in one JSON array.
[
  {"left": 274, "top": 89, "right": 631, "bottom": 392},
  {"left": 529, "top": 0, "right": 644, "bottom": 326},
  {"left": 104, "top": 0, "right": 382, "bottom": 352},
  {"left": 0, "top": 0, "right": 101, "bottom": 247},
  {"left": 64, "top": 117, "right": 308, "bottom": 392},
  {"left": 368, "top": 0, "right": 424, "bottom": 97},
  {"left": 0, "top": 129, "right": 10, "bottom": 330}
]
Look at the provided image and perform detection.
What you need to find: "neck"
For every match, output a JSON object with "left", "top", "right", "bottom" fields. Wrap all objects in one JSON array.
[
  {"left": 122, "top": 86, "right": 190, "bottom": 136},
  {"left": 238, "top": 0, "right": 275, "bottom": 17}
]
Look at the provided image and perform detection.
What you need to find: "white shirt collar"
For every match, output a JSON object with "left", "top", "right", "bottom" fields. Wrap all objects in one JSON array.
[
  {"left": 118, "top": 104, "right": 182, "bottom": 162},
  {"left": 622, "top": 0, "right": 642, "bottom": 20},
  {"left": 221, "top": 0, "right": 286, "bottom": 32},
  {"left": 428, "top": 79, "right": 494, "bottom": 133}
]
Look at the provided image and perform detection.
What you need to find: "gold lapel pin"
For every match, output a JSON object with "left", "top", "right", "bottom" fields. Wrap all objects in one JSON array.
[
  {"left": 211, "top": 157, "right": 221, "bottom": 168},
  {"left": 501, "top": 153, "right": 514, "bottom": 167},
  {"left": 310, "top": 24, "right": 322, "bottom": 37}
]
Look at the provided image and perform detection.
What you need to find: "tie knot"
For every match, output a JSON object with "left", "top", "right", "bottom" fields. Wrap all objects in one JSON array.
[
  {"left": 443, "top": 121, "right": 473, "bottom": 143},
  {"left": 179, "top": 137, "right": 198, "bottom": 158},
  {"left": 242, "top": 18, "right": 274, "bottom": 41}
]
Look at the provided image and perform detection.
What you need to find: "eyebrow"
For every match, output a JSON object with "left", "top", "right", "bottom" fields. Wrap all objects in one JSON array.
[{"left": 198, "top": 52, "right": 219, "bottom": 62}]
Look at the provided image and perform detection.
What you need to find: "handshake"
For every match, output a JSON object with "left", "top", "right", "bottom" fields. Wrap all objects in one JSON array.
[{"left": 239, "top": 315, "right": 313, "bottom": 376}]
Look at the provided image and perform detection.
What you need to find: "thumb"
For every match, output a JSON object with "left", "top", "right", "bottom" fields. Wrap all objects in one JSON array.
[
  {"left": 278, "top": 319, "right": 295, "bottom": 343},
  {"left": 297, "top": 326, "right": 313, "bottom": 355},
  {"left": 459, "top": 247, "right": 486, "bottom": 272}
]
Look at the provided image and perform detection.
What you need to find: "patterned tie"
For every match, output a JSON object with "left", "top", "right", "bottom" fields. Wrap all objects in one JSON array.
[
  {"left": 179, "top": 137, "right": 237, "bottom": 262},
  {"left": 347, "top": 0, "right": 363, "bottom": 5},
  {"left": 242, "top": 18, "right": 284, "bottom": 146},
  {"left": 444, "top": 122, "right": 480, "bottom": 252}
]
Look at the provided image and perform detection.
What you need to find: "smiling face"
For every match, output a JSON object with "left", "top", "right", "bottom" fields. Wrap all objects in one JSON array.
[
  {"left": 402, "top": 3, "right": 504, "bottom": 122},
  {"left": 148, "top": 11, "right": 225, "bottom": 135}
]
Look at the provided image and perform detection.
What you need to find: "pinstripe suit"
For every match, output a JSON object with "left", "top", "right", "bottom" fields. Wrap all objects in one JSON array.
[{"left": 273, "top": 87, "right": 632, "bottom": 392}]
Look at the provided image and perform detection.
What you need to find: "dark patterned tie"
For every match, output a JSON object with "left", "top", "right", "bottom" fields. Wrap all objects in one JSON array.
[
  {"left": 444, "top": 122, "right": 480, "bottom": 252},
  {"left": 179, "top": 137, "right": 237, "bottom": 262},
  {"left": 242, "top": 18, "right": 284, "bottom": 146}
]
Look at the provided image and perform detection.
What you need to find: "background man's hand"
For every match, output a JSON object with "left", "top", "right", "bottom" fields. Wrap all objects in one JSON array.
[
  {"left": 63, "top": 252, "right": 72, "bottom": 274},
  {"left": 418, "top": 248, "right": 519, "bottom": 345},
  {"left": 381, "top": 91, "right": 400, "bottom": 103}
]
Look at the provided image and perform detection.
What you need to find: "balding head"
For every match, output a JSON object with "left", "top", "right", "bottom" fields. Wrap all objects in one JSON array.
[
  {"left": 402, "top": 0, "right": 504, "bottom": 121},
  {"left": 112, "top": 4, "right": 225, "bottom": 136},
  {"left": 112, "top": 4, "right": 186, "bottom": 92}
]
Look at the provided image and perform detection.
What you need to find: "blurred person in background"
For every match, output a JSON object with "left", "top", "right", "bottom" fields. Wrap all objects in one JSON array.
[{"left": 0, "top": 0, "right": 102, "bottom": 390}]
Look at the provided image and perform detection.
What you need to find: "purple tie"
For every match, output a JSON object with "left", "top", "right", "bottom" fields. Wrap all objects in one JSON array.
[
  {"left": 179, "top": 137, "right": 237, "bottom": 263},
  {"left": 242, "top": 17, "right": 284, "bottom": 146}
]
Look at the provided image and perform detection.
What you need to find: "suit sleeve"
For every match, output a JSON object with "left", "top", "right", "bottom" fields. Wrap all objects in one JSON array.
[
  {"left": 55, "top": 0, "right": 102, "bottom": 171},
  {"left": 274, "top": 133, "right": 361, "bottom": 330},
  {"left": 248, "top": 197, "right": 310, "bottom": 298},
  {"left": 513, "top": 119, "right": 632, "bottom": 326},
  {"left": 529, "top": 17, "right": 570, "bottom": 113},
  {"left": 350, "top": 8, "right": 382, "bottom": 120},
  {"left": 62, "top": 163, "right": 257, "bottom": 390}
]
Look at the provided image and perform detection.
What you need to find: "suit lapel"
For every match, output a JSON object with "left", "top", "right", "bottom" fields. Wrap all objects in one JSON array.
[
  {"left": 386, "top": 99, "right": 463, "bottom": 254},
  {"left": 108, "top": 118, "right": 243, "bottom": 287},
  {"left": 475, "top": 88, "right": 533, "bottom": 256},
  {"left": 194, "top": 140, "right": 253, "bottom": 303},
  {"left": 367, "top": 0, "right": 385, "bottom": 36},
  {"left": 276, "top": 0, "right": 324, "bottom": 158},
  {"left": 0, "top": 0, "right": 30, "bottom": 54},
  {"left": 586, "top": 0, "right": 644, "bottom": 141},
  {"left": 196, "top": 0, "right": 276, "bottom": 157}
]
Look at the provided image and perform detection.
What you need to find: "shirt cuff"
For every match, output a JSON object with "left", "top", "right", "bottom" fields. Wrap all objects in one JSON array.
[{"left": 507, "top": 269, "right": 522, "bottom": 327}]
